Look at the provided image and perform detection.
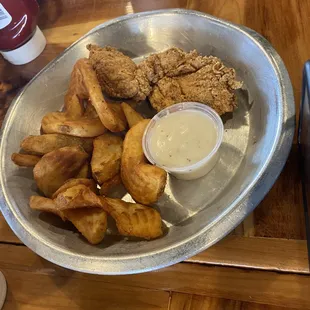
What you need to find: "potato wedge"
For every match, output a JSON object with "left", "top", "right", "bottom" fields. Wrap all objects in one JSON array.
[
  {"left": 11, "top": 153, "right": 41, "bottom": 167},
  {"left": 30, "top": 196, "right": 107, "bottom": 244},
  {"left": 33, "top": 146, "right": 88, "bottom": 198},
  {"left": 121, "top": 102, "right": 144, "bottom": 128},
  {"left": 99, "top": 174, "right": 122, "bottom": 196},
  {"left": 64, "top": 208, "right": 107, "bottom": 244},
  {"left": 52, "top": 178, "right": 97, "bottom": 199},
  {"left": 41, "top": 111, "right": 106, "bottom": 138},
  {"left": 76, "top": 59, "right": 127, "bottom": 132},
  {"left": 91, "top": 133, "right": 123, "bottom": 184},
  {"left": 75, "top": 162, "right": 91, "bottom": 178},
  {"left": 29, "top": 196, "right": 65, "bottom": 220},
  {"left": 121, "top": 119, "right": 167, "bottom": 205},
  {"left": 54, "top": 184, "right": 102, "bottom": 211},
  {"left": 21, "top": 134, "right": 93, "bottom": 155},
  {"left": 101, "top": 197, "right": 163, "bottom": 239}
]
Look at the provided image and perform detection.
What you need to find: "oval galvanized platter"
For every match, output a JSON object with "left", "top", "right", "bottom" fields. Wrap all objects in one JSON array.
[{"left": 0, "top": 9, "right": 295, "bottom": 274}]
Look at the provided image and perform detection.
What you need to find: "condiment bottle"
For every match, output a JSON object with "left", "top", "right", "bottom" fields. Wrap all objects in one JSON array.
[{"left": 0, "top": 0, "right": 46, "bottom": 65}]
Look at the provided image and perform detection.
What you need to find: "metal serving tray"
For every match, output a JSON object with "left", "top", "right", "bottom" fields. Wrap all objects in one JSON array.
[{"left": 0, "top": 9, "right": 295, "bottom": 274}]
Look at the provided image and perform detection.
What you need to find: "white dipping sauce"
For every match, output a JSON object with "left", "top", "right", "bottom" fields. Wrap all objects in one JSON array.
[{"left": 149, "top": 110, "right": 218, "bottom": 168}]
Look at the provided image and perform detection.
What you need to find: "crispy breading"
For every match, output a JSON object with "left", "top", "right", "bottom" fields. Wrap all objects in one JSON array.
[
  {"left": 11, "top": 153, "right": 41, "bottom": 167},
  {"left": 21, "top": 134, "right": 93, "bottom": 155},
  {"left": 121, "top": 119, "right": 167, "bottom": 205},
  {"left": 91, "top": 133, "right": 123, "bottom": 184},
  {"left": 87, "top": 45, "right": 152, "bottom": 101},
  {"left": 33, "top": 146, "right": 88, "bottom": 198},
  {"left": 101, "top": 197, "right": 163, "bottom": 239}
]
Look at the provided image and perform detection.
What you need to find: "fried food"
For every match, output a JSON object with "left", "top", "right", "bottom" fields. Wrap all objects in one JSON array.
[
  {"left": 29, "top": 196, "right": 65, "bottom": 220},
  {"left": 64, "top": 208, "right": 107, "bottom": 244},
  {"left": 21, "top": 134, "right": 93, "bottom": 155},
  {"left": 101, "top": 197, "right": 163, "bottom": 239},
  {"left": 99, "top": 174, "right": 122, "bottom": 196},
  {"left": 52, "top": 178, "right": 97, "bottom": 199},
  {"left": 11, "top": 153, "right": 41, "bottom": 167},
  {"left": 84, "top": 100, "right": 98, "bottom": 118},
  {"left": 75, "top": 58, "right": 127, "bottom": 132},
  {"left": 54, "top": 184, "right": 102, "bottom": 211},
  {"left": 91, "top": 133, "right": 123, "bottom": 184},
  {"left": 121, "top": 102, "right": 144, "bottom": 128},
  {"left": 30, "top": 196, "right": 107, "bottom": 244},
  {"left": 121, "top": 119, "right": 167, "bottom": 205},
  {"left": 41, "top": 111, "right": 106, "bottom": 138},
  {"left": 141, "top": 48, "right": 242, "bottom": 115},
  {"left": 87, "top": 45, "right": 151, "bottom": 101},
  {"left": 75, "top": 162, "right": 91, "bottom": 178},
  {"left": 33, "top": 146, "right": 88, "bottom": 198}
]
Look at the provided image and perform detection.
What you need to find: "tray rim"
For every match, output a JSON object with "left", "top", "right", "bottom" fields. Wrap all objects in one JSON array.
[{"left": 0, "top": 9, "right": 295, "bottom": 275}]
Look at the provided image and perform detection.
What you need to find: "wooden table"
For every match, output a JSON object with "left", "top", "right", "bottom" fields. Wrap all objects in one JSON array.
[{"left": 1, "top": 1, "right": 310, "bottom": 309}]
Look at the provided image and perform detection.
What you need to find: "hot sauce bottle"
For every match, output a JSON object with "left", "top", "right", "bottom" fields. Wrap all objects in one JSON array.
[{"left": 0, "top": 0, "right": 46, "bottom": 65}]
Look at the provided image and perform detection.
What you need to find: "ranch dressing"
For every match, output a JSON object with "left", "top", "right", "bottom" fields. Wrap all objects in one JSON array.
[
  {"left": 149, "top": 110, "right": 217, "bottom": 168},
  {"left": 143, "top": 102, "right": 223, "bottom": 180}
]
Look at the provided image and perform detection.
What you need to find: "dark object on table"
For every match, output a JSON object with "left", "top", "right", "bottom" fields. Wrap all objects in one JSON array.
[{"left": 298, "top": 60, "right": 310, "bottom": 266}]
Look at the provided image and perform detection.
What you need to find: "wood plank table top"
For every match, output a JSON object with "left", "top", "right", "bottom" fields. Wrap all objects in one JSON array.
[{"left": 0, "top": 1, "right": 310, "bottom": 309}]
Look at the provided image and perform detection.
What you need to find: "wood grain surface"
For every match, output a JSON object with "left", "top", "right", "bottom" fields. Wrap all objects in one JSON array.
[{"left": 0, "top": 0, "right": 309, "bottom": 309}]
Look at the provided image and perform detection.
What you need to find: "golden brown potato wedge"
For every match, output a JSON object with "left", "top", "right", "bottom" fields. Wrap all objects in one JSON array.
[
  {"left": 54, "top": 184, "right": 102, "bottom": 211},
  {"left": 99, "top": 174, "right": 122, "bottom": 196},
  {"left": 84, "top": 100, "right": 99, "bottom": 118},
  {"left": 11, "top": 153, "right": 41, "bottom": 167},
  {"left": 21, "top": 134, "right": 93, "bottom": 155},
  {"left": 76, "top": 59, "right": 127, "bottom": 132},
  {"left": 41, "top": 112, "right": 106, "bottom": 138},
  {"left": 64, "top": 208, "right": 107, "bottom": 244},
  {"left": 101, "top": 197, "right": 163, "bottom": 239},
  {"left": 121, "top": 119, "right": 167, "bottom": 205},
  {"left": 52, "top": 178, "right": 97, "bottom": 199},
  {"left": 75, "top": 162, "right": 91, "bottom": 178},
  {"left": 91, "top": 133, "right": 123, "bottom": 184},
  {"left": 33, "top": 146, "right": 88, "bottom": 198},
  {"left": 30, "top": 196, "right": 107, "bottom": 244},
  {"left": 64, "top": 93, "right": 85, "bottom": 120},
  {"left": 121, "top": 102, "right": 144, "bottom": 128},
  {"left": 29, "top": 196, "right": 65, "bottom": 220}
]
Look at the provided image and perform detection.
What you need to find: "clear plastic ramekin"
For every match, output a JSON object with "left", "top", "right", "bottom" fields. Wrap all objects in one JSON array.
[{"left": 142, "top": 102, "right": 224, "bottom": 180}]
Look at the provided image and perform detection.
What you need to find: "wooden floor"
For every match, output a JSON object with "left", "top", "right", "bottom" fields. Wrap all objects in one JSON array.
[{"left": 1, "top": 0, "right": 310, "bottom": 309}]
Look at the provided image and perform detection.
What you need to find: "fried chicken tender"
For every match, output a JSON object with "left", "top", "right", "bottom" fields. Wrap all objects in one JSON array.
[
  {"left": 121, "top": 102, "right": 144, "bottom": 128},
  {"left": 11, "top": 153, "right": 41, "bottom": 167},
  {"left": 141, "top": 48, "right": 242, "bottom": 115},
  {"left": 33, "top": 146, "right": 88, "bottom": 198},
  {"left": 54, "top": 184, "right": 102, "bottom": 211},
  {"left": 121, "top": 119, "right": 167, "bottom": 205},
  {"left": 21, "top": 134, "right": 93, "bottom": 155},
  {"left": 101, "top": 197, "right": 163, "bottom": 239},
  {"left": 87, "top": 44, "right": 151, "bottom": 101},
  {"left": 64, "top": 207, "right": 107, "bottom": 244},
  {"left": 91, "top": 133, "right": 123, "bottom": 185}
]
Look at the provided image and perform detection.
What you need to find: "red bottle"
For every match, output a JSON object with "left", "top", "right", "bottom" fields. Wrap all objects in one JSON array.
[{"left": 0, "top": 0, "right": 46, "bottom": 65}]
